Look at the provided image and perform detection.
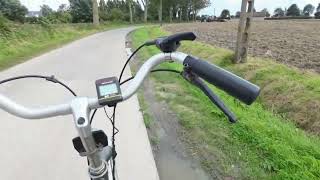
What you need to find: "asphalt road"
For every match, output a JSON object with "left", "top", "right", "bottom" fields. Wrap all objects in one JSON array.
[{"left": 0, "top": 27, "right": 159, "bottom": 180}]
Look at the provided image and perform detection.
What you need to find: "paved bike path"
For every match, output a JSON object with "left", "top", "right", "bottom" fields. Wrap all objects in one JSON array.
[{"left": 0, "top": 27, "right": 159, "bottom": 180}]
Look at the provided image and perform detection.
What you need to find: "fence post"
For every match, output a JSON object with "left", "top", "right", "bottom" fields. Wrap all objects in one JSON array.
[{"left": 234, "top": 0, "right": 254, "bottom": 63}]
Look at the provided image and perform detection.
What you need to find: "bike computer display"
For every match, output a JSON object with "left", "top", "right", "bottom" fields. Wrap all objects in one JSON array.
[{"left": 95, "top": 77, "right": 122, "bottom": 106}]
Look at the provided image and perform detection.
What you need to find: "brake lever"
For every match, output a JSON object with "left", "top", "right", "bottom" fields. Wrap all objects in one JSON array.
[
  {"left": 182, "top": 68, "right": 237, "bottom": 123},
  {"left": 144, "top": 32, "right": 197, "bottom": 53}
]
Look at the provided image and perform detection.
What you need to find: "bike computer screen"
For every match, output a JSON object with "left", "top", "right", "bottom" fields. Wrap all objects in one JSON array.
[
  {"left": 96, "top": 77, "right": 122, "bottom": 106},
  {"left": 99, "top": 83, "right": 118, "bottom": 97}
]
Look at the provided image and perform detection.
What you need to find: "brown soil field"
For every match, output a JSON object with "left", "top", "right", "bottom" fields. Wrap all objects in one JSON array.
[{"left": 164, "top": 20, "right": 320, "bottom": 73}]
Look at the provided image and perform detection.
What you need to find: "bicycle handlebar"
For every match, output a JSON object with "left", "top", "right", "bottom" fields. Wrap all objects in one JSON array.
[
  {"left": 0, "top": 52, "right": 259, "bottom": 120},
  {"left": 0, "top": 52, "right": 186, "bottom": 119},
  {"left": 184, "top": 56, "right": 260, "bottom": 105}
]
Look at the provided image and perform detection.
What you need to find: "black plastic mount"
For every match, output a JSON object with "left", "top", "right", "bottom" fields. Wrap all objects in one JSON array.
[
  {"left": 72, "top": 130, "right": 109, "bottom": 154},
  {"left": 154, "top": 32, "right": 196, "bottom": 53}
]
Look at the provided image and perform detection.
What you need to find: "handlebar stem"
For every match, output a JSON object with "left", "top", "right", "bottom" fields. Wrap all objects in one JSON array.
[{"left": 70, "top": 97, "right": 108, "bottom": 177}]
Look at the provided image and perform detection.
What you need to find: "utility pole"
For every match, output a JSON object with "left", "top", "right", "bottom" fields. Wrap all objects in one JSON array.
[
  {"left": 234, "top": 0, "right": 254, "bottom": 63},
  {"left": 92, "top": 0, "right": 99, "bottom": 26}
]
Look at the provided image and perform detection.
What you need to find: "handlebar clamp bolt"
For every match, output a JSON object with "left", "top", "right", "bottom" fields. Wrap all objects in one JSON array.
[{"left": 77, "top": 117, "right": 86, "bottom": 125}]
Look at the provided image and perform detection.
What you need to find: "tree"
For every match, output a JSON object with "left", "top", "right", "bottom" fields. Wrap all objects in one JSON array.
[
  {"left": 128, "top": 0, "right": 133, "bottom": 24},
  {"left": 92, "top": 0, "right": 99, "bottom": 25},
  {"left": 146, "top": 0, "right": 209, "bottom": 22},
  {"left": 159, "top": 0, "right": 163, "bottom": 25},
  {"left": 55, "top": 4, "right": 72, "bottom": 23},
  {"left": 274, "top": 7, "right": 285, "bottom": 17},
  {"left": 286, "top": 4, "right": 300, "bottom": 16},
  {"left": 69, "top": 0, "right": 93, "bottom": 23},
  {"left": 133, "top": 1, "right": 144, "bottom": 21},
  {"left": 141, "top": 0, "right": 149, "bottom": 22},
  {"left": 303, "top": 4, "right": 315, "bottom": 16},
  {"left": 220, "top": 9, "right": 230, "bottom": 19},
  {"left": 0, "top": 0, "right": 28, "bottom": 22},
  {"left": 109, "top": 8, "right": 124, "bottom": 21},
  {"left": 99, "top": 0, "right": 108, "bottom": 21},
  {"left": 40, "top": 4, "right": 54, "bottom": 17},
  {"left": 192, "top": 0, "right": 210, "bottom": 21},
  {"left": 261, "top": 8, "right": 270, "bottom": 17}
]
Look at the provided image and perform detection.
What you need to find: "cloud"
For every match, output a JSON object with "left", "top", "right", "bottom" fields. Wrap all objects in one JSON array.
[{"left": 21, "top": 0, "right": 69, "bottom": 11}]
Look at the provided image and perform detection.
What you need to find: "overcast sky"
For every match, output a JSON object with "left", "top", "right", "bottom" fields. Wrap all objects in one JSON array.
[{"left": 21, "top": 0, "right": 319, "bottom": 15}]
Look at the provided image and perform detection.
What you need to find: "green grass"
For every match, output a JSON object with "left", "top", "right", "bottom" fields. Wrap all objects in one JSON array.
[
  {"left": 0, "top": 22, "right": 128, "bottom": 71},
  {"left": 137, "top": 89, "right": 153, "bottom": 129},
  {"left": 131, "top": 26, "right": 320, "bottom": 179}
]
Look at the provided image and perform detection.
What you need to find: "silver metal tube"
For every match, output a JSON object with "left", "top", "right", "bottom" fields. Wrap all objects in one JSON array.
[
  {"left": 0, "top": 52, "right": 188, "bottom": 180},
  {"left": 0, "top": 52, "right": 188, "bottom": 119},
  {"left": 121, "top": 52, "right": 187, "bottom": 100},
  {"left": 70, "top": 98, "right": 104, "bottom": 169},
  {"left": 0, "top": 93, "right": 72, "bottom": 119}
]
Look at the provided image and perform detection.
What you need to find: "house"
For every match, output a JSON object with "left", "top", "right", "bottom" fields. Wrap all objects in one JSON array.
[{"left": 26, "top": 11, "right": 41, "bottom": 17}]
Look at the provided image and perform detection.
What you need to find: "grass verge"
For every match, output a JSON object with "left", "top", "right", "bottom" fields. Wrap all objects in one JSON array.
[
  {"left": 137, "top": 89, "right": 153, "bottom": 129},
  {"left": 131, "top": 26, "right": 320, "bottom": 179},
  {"left": 0, "top": 22, "right": 128, "bottom": 71}
]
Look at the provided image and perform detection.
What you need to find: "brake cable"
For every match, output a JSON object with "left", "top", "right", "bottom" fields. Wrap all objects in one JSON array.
[
  {"left": 92, "top": 40, "right": 181, "bottom": 180},
  {"left": 0, "top": 75, "right": 77, "bottom": 97}
]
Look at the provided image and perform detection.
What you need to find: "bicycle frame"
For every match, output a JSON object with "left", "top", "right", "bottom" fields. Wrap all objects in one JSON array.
[{"left": 0, "top": 52, "right": 188, "bottom": 180}]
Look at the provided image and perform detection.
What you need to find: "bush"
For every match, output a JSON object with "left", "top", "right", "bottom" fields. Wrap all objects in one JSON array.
[
  {"left": 47, "top": 12, "right": 72, "bottom": 23},
  {"left": 0, "top": 0, "right": 28, "bottom": 23},
  {"left": 0, "top": 14, "right": 11, "bottom": 36},
  {"left": 25, "top": 17, "right": 40, "bottom": 24},
  {"left": 315, "top": 12, "right": 320, "bottom": 19},
  {"left": 38, "top": 17, "right": 53, "bottom": 30},
  {"left": 109, "top": 8, "right": 125, "bottom": 21},
  {"left": 26, "top": 12, "right": 72, "bottom": 24}
]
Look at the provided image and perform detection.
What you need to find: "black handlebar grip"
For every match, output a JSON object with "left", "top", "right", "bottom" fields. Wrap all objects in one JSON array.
[
  {"left": 184, "top": 56, "right": 260, "bottom": 105},
  {"left": 165, "top": 32, "right": 196, "bottom": 43}
]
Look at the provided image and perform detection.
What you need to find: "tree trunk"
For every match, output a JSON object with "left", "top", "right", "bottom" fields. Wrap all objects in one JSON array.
[
  {"left": 186, "top": 9, "right": 189, "bottom": 22},
  {"left": 129, "top": 0, "right": 133, "bottom": 24},
  {"left": 179, "top": 8, "right": 182, "bottom": 21},
  {"left": 159, "top": 0, "right": 163, "bottom": 26},
  {"left": 92, "top": 0, "right": 99, "bottom": 26},
  {"left": 169, "top": 6, "right": 173, "bottom": 23},
  {"left": 144, "top": 0, "right": 148, "bottom": 23}
]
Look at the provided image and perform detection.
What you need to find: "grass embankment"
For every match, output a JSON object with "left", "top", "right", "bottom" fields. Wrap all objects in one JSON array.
[
  {"left": 0, "top": 21, "right": 128, "bottom": 70},
  {"left": 131, "top": 27, "right": 320, "bottom": 179}
]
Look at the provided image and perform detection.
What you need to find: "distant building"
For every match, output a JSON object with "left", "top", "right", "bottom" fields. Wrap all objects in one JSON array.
[
  {"left": 254, "top": 12, "right": 267, "bottom": 17},
  {"left": 26, "top": 11, "right": 41, "bottom": 17}
]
